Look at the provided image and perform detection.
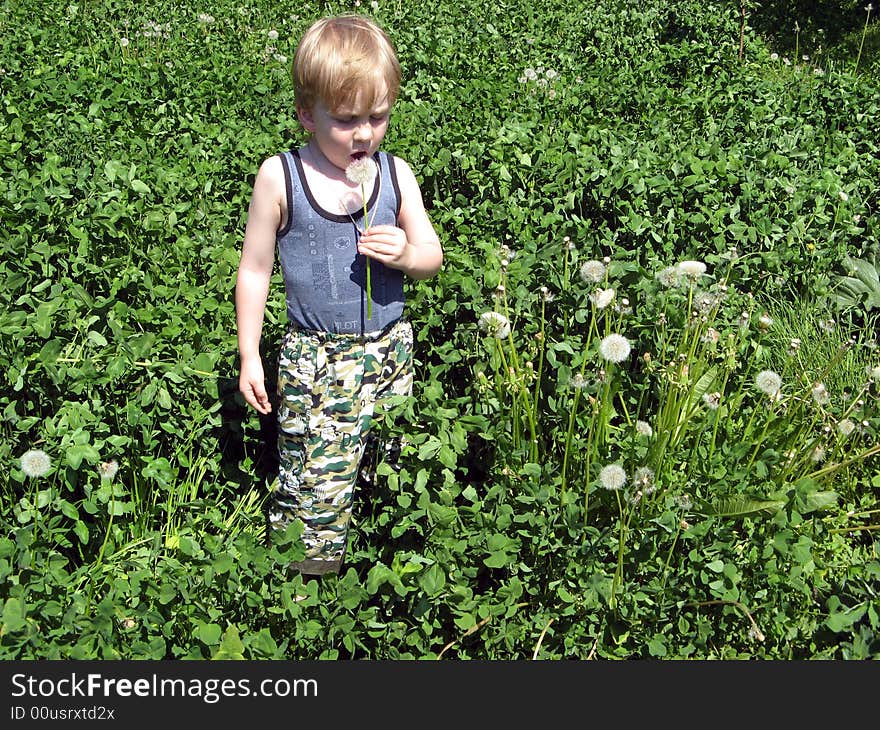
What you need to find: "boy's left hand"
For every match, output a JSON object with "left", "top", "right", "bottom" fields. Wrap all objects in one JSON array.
[{"left": 357, "top": 225, "right": 409, "bottom": 270}]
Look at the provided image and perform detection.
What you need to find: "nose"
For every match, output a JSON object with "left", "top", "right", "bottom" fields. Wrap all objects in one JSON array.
[{"left": 353, "top": 120, "right": 372, "bottom": 142}]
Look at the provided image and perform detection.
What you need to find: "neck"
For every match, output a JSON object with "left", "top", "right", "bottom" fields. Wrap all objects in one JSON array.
[{"left": 303, "top": 140, "right": 348, "bottom": 181}]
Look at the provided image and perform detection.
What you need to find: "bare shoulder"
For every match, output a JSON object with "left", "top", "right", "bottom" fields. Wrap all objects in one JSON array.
[
  {"left": 389, "top": 154, "right": 428, "bottom": 205},
  {"left": 255, "top": 154, "right": 285, "bottom": 191},
  {"left": 390, "top": 154, "right": 420, "bottom": 185}
]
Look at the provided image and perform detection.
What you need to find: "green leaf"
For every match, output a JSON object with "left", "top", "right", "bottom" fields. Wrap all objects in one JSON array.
[
  {"left": 417, "top": 563, "right": 446, "bottom": 594},
  {"left": 2, "top": 597, "right": 26, "bottom": 633},
  {"left": 66, "top": 443, "right": 100, "bottom": 469},
  {"left": 699, "top": 495, "right": 786, "bottom": 518},
  {"left": 198, "top": 622, "right": 223, "bottom": 646},
  {"left": 212, "top": 625, "right": 246, "bottom": 659}
]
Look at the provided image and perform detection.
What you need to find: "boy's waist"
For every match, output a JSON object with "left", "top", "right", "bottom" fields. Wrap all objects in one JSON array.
[{"left": 286, "top": 318, "right": 406, "bottom": 344}]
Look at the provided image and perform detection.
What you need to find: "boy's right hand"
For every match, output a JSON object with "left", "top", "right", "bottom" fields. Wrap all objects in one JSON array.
[{"left": 239, "top": 357, "right": 272, "bottom": 414}]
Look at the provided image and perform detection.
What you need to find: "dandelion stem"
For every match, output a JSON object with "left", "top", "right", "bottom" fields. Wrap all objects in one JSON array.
[
  {"left": 361, "top": 182, "right": 372, "bottom": 320},
  {"left": 854, "top": 4, "right": 873, "bottom": 75}
]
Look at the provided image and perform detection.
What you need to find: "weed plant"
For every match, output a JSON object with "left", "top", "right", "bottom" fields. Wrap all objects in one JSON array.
[{"left": 1, "top": 0, "right": 879, "bottom": 659}]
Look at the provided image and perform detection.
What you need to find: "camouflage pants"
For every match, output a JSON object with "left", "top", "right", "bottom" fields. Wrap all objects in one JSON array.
[{"left": 269, "top": 319, "right": 413, "bottom": 575}]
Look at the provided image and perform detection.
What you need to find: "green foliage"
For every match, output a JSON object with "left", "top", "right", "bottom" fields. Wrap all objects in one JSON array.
[{"left": 2, "top": 0, "right": 879, "bottom": 660}]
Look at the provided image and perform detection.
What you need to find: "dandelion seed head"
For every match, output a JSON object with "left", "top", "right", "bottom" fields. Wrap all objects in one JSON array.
[
  {"left": 677, "top": 260, "right": 707, "bottom": 280},
  {"left": 656, "top": 265, "right": 680, "bottom": 288},
  {"left": 570, "top": 373, "right": 588, "bottom": 389},
  {"left": 702, "top": 327, "right": 720, "bottom": 344},
  {"left": 590, "top": 287, "right": 615, "bottom": 309},
  {"left": 810, "top": 445, "right": 826, "bottom": 463},
  {"left": 674, "top": 493, "right": 693, "bottom": 511},
  {"left": 478, "top": 311, "right": 511, "bottom": 339},
  {"left": 758, "top": 312, "right": 773, "bottom": 330},
  {"left": 755, "top": 370, "right": 782, "bottom": 397},
  {"left": 345, "top": 156, "right": 378, "bottom": 186},
  {"left": 695, "top": 292, "right": 717, "bottom": 311},
  {"left": 267, "top": 29, "right": 279, "bottom": 40},
  {"left": 838, "top": 191, "right": 849, "bottom": 203},
  {"left": 633, "top": 466, "right": 654, "bottom": 489},
  {"left": 599, "top": 333, "right": 631, "bottom": 364},
  {"left": 99, "top": 460, "right": 119, "bottom": 481},
  {"left": 635, "top": 420, "right": 653, "bottom": 437},
  {"left": 579, "top": 259, "right": 606, "bottom": 284},
  {"left": 703, "top": 391, "right": 721, "bottom": 410},
  {"left": 20, "top": 449, "right": 51, "bottom": 478},
  {"left": 599, "top": 463, "right": 627, "bottom": 491},
  {"left": 811, "top": 382, "right": 830, "bottom": 406},
  {"left": 838, "top": 418, "right": 855, "bottom": 437}
]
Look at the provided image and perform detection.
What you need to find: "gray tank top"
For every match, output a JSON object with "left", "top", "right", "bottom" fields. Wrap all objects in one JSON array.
[{"left": 276, "top": 149, "right": 404, "bottom": 335}]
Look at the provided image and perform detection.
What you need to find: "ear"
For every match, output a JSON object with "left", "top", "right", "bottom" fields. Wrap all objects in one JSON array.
[{"left": 297, "top": 104, "right": 316, "bottom": 133}]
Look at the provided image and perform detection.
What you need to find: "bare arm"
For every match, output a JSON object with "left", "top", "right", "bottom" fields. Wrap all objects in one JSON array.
[
  {"left": 235, "top": 155, "right": 284, "bottom": 414},
  {"left": 356, "top": 156, "right": 442, "bottom": 280}
]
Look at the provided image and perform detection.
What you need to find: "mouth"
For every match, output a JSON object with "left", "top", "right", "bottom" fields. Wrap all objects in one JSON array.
[{"left": 350, "top": 151, "right": 369, "bottom": 162}]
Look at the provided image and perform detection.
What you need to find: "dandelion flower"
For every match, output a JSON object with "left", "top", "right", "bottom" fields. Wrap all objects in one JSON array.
[
  {"left": 599, "top": 333, "right": 631, "bottom": 363},
  {"left": 674, "top": 493, "right": 693, "bottom": 511},
  {"left": 346, "top": 156, "right": 378, "bottom": 317},
  {"left": 579, "top": 259, "right": 606, "bottom": 284},
  {"left": 20, "top": 449, "right": 51, "bottom": 478},
  {"left": 811, "top": 383, "right": 830, "bottom": 406},
  {"left": 99, "top": 460, "right": 119, "bottom": 481},
  {"left": 694, "top": 292, "right": 718, "bottom": 311},
  {"left": 837, "top": 418, "right": 855, "bottom": 437},
  {"left": 345, "top": 156, "right": 378, "bottom": 186},
  {"left": 633, "top": 466, "right": 655, "bottom": 493},
  {"left": 569, "top": 373, "right": 588, "bottom": 389},
  {"left": 677, "top": 260, "right": 707, "bottom": 280},
  {"left": 656, "top": 265, "right": 680, "bottom": 288},
  {"left": 755, "top": 370, "right": 782, "bottom": 397},
  {"left": 590, "top": 287, "right": 615, "bottom": 309},
  {"left": 478, "top": 311, "right": 511, "bottom": 339},
  {"left": 599, "top": 463, "right": 627, "bottom": 491}
]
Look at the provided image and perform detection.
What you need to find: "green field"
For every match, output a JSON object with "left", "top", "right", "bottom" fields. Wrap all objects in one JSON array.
[{"left": 2, "top": 0, "right": 879, "bottom": 659}]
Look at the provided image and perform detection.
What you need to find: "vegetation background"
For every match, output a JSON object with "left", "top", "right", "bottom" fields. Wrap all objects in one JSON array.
[{"left": 1, "top": 0, "right": 879, "bottom": 659}]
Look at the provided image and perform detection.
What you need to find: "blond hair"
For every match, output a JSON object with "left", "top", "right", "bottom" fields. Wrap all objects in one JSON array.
[{"left": 293, "top": 14, "right": 401, "bottom": 113}]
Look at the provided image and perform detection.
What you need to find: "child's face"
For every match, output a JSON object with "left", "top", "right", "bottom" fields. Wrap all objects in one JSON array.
[{"left": 298, "top": 84, "right": 391, "bottom": 173}]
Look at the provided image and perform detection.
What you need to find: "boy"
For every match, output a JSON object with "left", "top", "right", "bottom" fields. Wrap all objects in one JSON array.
[{"left": 235, "top": 14, "right": 443, "bottom": 575}]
